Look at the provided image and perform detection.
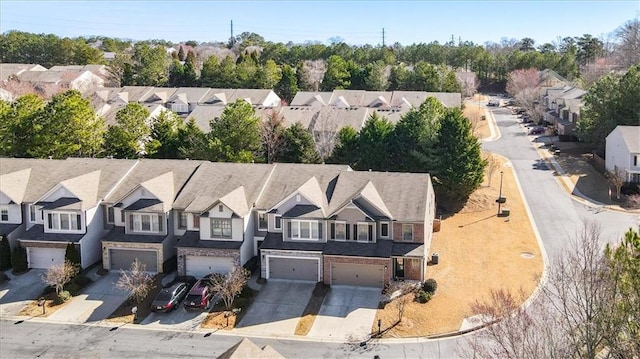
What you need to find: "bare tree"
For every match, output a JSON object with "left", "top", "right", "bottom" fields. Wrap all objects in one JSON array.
[
  {"left": 464, "top": 221, "right": 621, "bottom": 359},
  {"left": 614, "top": 18, "right": 640, "bottom": 68},
  {"left": 463, "top": 289, "right": 570, "bottom": 359},
  {"left": 116, "top": 259, "right": 154, "bottom": 305},
  {"left": 542, "top": 221, "right": 617, "bottom": 359},
  {"left": 606, "top": 165, "right": 626, "bottom": 200},
  {"left": 41, "top": 260, "right": 78, "bottom": 296},
  {"left": 506, "top": 69, "right": 542, "bottom": 122},
  {"left": 387, "top": 282, "right": 415, "bottom": 324},
  {"left": 484, "top": 153, "right": 501, "bottom": 187},
  {"left": 311, "top": 109, "right": 339, "bottom": 161},
  {"left": 208, "top": 265, "right": 250, "bottom": 311},
  {"left": 260, "top": 108, "right": 285, "bottom": 164},
  {"left": 580, "top": 57, "right": 617, "bottom": 88}
]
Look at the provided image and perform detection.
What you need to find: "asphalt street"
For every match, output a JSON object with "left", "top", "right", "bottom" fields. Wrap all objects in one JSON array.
[{"left": 0, "top": 101, "right": 638, "bottom": 358}]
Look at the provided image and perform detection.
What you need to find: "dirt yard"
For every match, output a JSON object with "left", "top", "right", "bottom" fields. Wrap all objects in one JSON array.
[
  {"left": 373, "top": 153, "right": 544, "bottom": 338},
  {"left": 465, "top": 94, "right": 491, "bottom": 140}
]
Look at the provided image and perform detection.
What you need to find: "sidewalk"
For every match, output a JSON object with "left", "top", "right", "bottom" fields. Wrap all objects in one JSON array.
[{"left": 532, "top": 137, "right": 639, "bottom": 213}]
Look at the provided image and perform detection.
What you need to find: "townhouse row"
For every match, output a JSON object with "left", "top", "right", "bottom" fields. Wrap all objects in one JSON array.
[{"left": 0, "top": 157, "right": 436, "bottom": 288}]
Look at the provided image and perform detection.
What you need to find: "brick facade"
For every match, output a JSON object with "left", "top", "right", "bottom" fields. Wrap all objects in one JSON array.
[
  {"left": 176, "top": 248, "right": 240, "bottom": 276},
  {"left": 392, "top": 222, "right": 425, "bottom": 243},
  {"left": 19, "top": 241, "right": 67, "bottom": 249},
  {"left": 402, "top": 258, "right": 424, "bottom": 281},
  {"left": 323, "top": 255, "right": 392, "bottom": 286}
]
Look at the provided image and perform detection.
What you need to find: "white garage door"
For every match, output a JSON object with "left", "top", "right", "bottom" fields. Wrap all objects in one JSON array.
[
  {"left": 331, "top": 262, "right": 384, "bottom": 287},
  {"left": 28, "top": 247, "right": 65, "bottom": 269},
  {"left": 269, "top": 257, "right": 319, "bottom": 281},
  {"left": 109, "top": 249, "right": 158, "bottom": 273},
  {"left": 186, "top": 256, "right": 234, "bottom": 278}
]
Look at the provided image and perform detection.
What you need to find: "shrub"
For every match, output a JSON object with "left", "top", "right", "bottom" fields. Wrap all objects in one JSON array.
[
  {"left": 64, "top": 243, "right": 81, "bottom": 270},
  {"left": 415, "top": 290, "right": 433, "bottom": 303},
  {"left": 0, "top": 271, "right": 10, "bottom": 285},
  {"left": 56, "top": 290, "right": 72, "bottom": 304},
  {"left": 11, "top": 245, "right": 27, "bottom": 274},
  {"left": 422, "top": 278, "right": 438, "bottom": 294},
  {"left": 621, "top": 182, "right": 640, "bottom": 196},
  {"left": 0, "top": 236, "right": 11, "bottom": 271},
  {"left": 66, "top": 274, "right": 92, "bottom": 295}
]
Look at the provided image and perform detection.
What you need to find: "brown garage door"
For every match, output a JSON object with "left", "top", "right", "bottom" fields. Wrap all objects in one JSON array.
[
  {"left": 269, "top": 257, "right": 318, "bottom": 281},
  {"left": 331, "top": 262, "right": 384, "bottom": 287},
  {"left": 110, "top": 249, "right": 158, "bottom": 273}
]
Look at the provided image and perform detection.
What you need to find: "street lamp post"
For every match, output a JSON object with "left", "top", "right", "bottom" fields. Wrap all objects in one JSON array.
[{"left": 497, "top": 171, "right": 504, "bottom": 216}]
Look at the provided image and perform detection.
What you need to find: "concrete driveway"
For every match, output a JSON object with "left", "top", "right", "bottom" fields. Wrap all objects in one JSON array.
[
  {"left": 140, "top": 305, "right": 210, "bottom": 331},
  {"left": 307, "top": 286, "right": 381, "bottom": 341},
  {"left": 47, "top": 272, "right": 128, "bottom": 323},
  {"left": 0, "top": 269, "right": 46, "bottom": 317},
  {"left": 234, "top": 280, "right": 314, "bottom": 336}
]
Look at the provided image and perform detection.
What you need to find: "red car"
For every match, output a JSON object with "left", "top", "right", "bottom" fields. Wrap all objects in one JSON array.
[{"left": 183, "top": 279, "right": 212, "bottom": 310}]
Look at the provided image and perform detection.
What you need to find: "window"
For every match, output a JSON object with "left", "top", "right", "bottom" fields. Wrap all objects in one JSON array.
[
  {"left": 330, "top": 222, "right": 346, "bottom": 240},
  {"left": 218, "top": 205, "right": 224, "bottom": 212},
  {"left": 29, "top": 204, "right": 37, "bottom": 222},
  {"left": 0, "top": 206, "right": 8, "bottom": 222},
  {"left": 120, "top": 210, "right": 125, "bottom": 223},
  {"left": 171, "top": 103, "right": 188, "bottom": 113},
  {"left": 380, "top": 222, "right": 389, "bottom": 237},
  {"left": 193, "top": 214, "right": 200, "bottom": 229},
  {"left": 289, "top": 220, "right": 321, "bottom": 240},
  {"left": 635, "top": 156, "right": 638, "bottom": 167},
  {"left": 178, "top": 211, "right": 187, "bottom": 229},
  {"left": 402, "top": 224, "right": 413, "bottom": 242},
  {"left": 129, "top": 213, "right": 163, "bottom": 233},
  {"left": 47, "top": 212, "right": 82, "bottom": 231},
  {"left": 274, "top": 215, "right": 282, "bottom": 230},
  {"left": 258, "top": 212, "right": 268, "bottom": 230},
  {"left": 357, "top": 223, "right": 369, "bottom": 241},
  {"left": 211, "top": 218, "right": 232, "bottom": 238},
  {"left": 107, "top": 207, "right": 115, "bottom": 223}
]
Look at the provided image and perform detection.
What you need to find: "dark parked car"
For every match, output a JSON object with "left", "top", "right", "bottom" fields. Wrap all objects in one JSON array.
[
  {"left": 529, "top": 127, "right": 546, "bottom": 135},
  {"left": 151, "top": 282, "right": 189, "bottom": 312},
  {"left": 183, "top": 279, "right": 212, "bottom": 310}
]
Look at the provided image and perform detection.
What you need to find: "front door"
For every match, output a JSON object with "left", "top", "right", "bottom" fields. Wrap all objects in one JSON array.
[{"left": 395, "top": 258, "right": 405, "bottom": 278}]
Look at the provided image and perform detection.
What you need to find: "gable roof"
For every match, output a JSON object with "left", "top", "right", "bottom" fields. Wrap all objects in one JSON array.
[
  {"left": 173, "top": 162, "right": 274, "bottom": 214},
  {"left": 119, "top": 86, "right": 155, "bottom": 102},
  {"left": 168, "top": 87, "right": 211, "bottom": 104},
  {"left": 607, "top": 126, "right": 640, "bottom": 153},
  {"left": 0, "top": 168, "right": 31, "bottom": 204},
  {"left": 185, "top": 105, "right": 227, "bottom": 132},
  {"left": 290, "top": 91, "right": 332, "bottom": 106},
  {"left": 217, "top": 338, "right": 285, "bottom": 359},
  {"left": 255, "top": 163, "right": 351, "bottom": 210},
  {"left": 0, "top": 63, "right": 47, "bottom": 81},
  {"left": 103, "top": 159, "right": 203, "bottom": 206},
  {"left": 327, "top": 171, "right": 431, "bottom": 222}
]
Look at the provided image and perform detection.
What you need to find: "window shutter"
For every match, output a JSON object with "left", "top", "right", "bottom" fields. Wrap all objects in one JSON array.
[
  {"left": 77, "top": 214, "right": 82, "bottom": 230},
  {"left": 287, "top": 221, "right": 291, "bottom": 238},
  {"left": 47, "top": 213, "right": 52, "bottom": 229},
  {"left": 346, "top": 224, "right": 350, "bottom": 240},
  {"left": 159, "top": 216, "right": 163, "bottom": 232},
  {"left": 330, "top": 223, "right": 335, "bottom": 239},
  {"left": 368, "top": 224, "right": 373, "bottom": 241},
  {"left": 129, "top": 215, "right": 133, "bottom": 230},
  {"left": 354, "top": 225, "right": 358, "bottom": 240},
  {"left": 318, "top": 223, "right": 323, "bottom": 239}
]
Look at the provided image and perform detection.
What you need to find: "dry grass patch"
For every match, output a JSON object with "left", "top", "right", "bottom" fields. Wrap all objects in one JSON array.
[
  {"left": 464, "top": 95, "right": 491, "bottom": 140},
  {"left": 201, "top": 310, "right": 238, "bottom": 330},
  {"left": 373, "top": 155, "right": 544, "bottom": 338},
  {"left": 18, "top": 292, "right": 68, "bottom": 317},
  {"left": 294, "top": 282, "right": 330, "bottom": 336},
  {"left": 200, "top": 286, "right": 258, "bottom": 330}
]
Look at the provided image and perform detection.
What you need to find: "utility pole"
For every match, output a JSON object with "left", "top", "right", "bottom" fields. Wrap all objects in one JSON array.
[
  {"left": 382, "top": 28, "right": 385, "bottom": 47},
  {"left": 230, "top": 20, "right": 234, "bottom": 46}
]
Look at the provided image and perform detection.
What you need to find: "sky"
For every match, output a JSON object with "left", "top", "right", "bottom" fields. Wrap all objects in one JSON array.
[{"left": 1, "top": 1, "right": 639, "bottom": 47}]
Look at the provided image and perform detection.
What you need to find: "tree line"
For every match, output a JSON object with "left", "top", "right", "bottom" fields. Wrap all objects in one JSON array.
[
  {"left": 2, "top": 19, "right": 638, "bottom": 98},
  {"left": 0, "top": 90, "right": 486, "bottom": 202}
]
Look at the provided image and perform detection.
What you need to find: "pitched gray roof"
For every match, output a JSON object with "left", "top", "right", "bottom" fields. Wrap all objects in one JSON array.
[
  {"left": 168, "top": 87, "right": 211, "bottom": 104},
  {"left": 176, "top": 231, "right": 242, "bottom": 250},
  {"left": 103, "top": 159, "right": 202, "bottom": 205},
  {"left": 290, "top": 91, "right": 332, "bottom": 106},
  {"left": 173, "top": 162, "right": 274, "bottom": 213},
  {"left": 323, "top": 239, "right": 392, "bottom": 258},
  {"left": 279, "top": 106, "right": 318, "bottom": 129},
  {"left": 120, "top": 86, "right": 155, "bottom": 102},
  {"left": 255, "top": 163, "right": 351, "bottom": 210},
  {"left": 102, "top": 226, "right": 166, "bottom": 244},
  {"left": 185, "top": 105, "right": 227, "bottom": 132},
  {"left": 328, "top": 171, "right": 431, "bottom": 222},
  {"left": 0, "top": 158, "right": 136, "bottom": 205},
  {"left": 22, "top": 224, "right": 84, "bottom": 243}
]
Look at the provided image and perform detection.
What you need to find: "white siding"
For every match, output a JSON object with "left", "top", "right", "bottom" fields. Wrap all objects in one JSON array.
[
  {"left": 200, "top": 204, "right": 243, "bottom": 241},
  {"left": 80, "top": 205, "right": 104, "bottom": 268},
  {"left": 605, "top": 129, "right": 631, "bottom": 175},
  {"left": 0, "top": 198, "right": 22, "bottom": 225}
]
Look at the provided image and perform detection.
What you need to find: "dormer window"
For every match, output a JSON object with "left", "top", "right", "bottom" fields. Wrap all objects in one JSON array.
[
  {"left": 0, "top": 206, "right": 8, "bottom": 222},
  {"left": 48, "top": 212, "right": 81, "bottom": 231},
  {"left": 257, "top": 212, "right": 268, "bottom": 230}
]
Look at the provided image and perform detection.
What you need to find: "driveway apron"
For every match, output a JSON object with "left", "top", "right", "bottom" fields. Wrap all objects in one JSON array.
[
  {"left": 234, "top": 280, "right": 314, "bottom": 336},
  {"left": 307, "top": 286, "right": 380, "bottom": 341},
  {"left": 47, "top": 272, "right": 128, "bottom": 323},
  {"left": 0, "top": 269, "right": 46, "bottom": 317}
]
